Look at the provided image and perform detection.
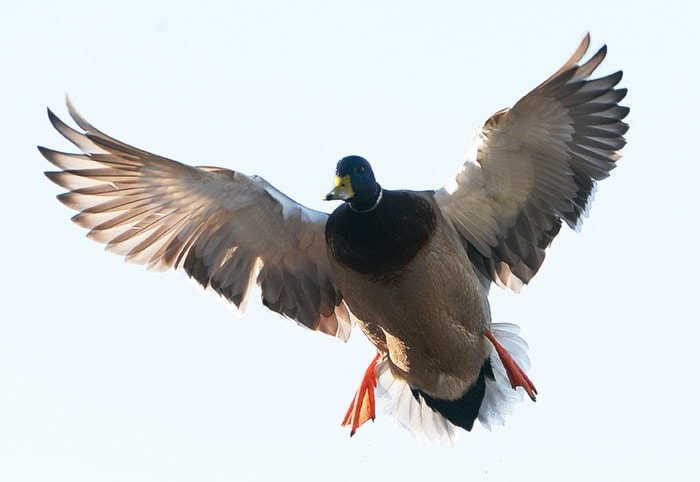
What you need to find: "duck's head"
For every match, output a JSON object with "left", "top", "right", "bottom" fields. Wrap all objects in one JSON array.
[{"left": 324, "top": 155, "right": 381, "bottom": 211}]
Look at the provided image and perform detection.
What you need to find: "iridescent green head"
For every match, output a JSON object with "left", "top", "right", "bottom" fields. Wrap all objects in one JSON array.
[{"left": 324, "top": 156, "right": 381, "bottom": 211}]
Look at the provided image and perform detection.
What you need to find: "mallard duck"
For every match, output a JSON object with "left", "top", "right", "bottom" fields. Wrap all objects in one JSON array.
[{"left": 41, "top": 34, "right": 627, "bottom": 441}]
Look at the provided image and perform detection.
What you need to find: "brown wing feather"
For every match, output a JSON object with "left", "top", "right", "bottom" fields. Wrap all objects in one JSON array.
[
  {"left": 436, "top": 34, "right": 628, "bottom": 291},
  {"left": 42, "top": 100, "right": 352, "bottom": 340}
]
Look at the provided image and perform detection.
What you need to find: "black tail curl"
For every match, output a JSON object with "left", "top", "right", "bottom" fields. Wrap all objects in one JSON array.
[{"left": 411, "top": 359, "right": 494, "bottom": 431}]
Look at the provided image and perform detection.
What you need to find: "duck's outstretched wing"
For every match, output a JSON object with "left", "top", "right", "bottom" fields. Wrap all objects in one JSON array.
[
  {"left": 435, "top": 34, "right": 629, "bottom": 291},
  {"left": 41, "top": 99, "right": 352, "bottom": 340}
]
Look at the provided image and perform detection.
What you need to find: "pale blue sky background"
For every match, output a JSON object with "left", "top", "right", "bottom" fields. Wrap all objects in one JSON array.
[{"left": 2, "top": 1, "right": 698, "bottom": 481}]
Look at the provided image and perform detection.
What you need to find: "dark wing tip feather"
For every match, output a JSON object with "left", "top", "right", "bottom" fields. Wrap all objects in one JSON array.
[
  {"left": 38, "top": 145, "right": 57, "bottom": 167},
  {"left": 46, "top": 107, "right": 64, "bottom": 133},
  {"left": 43, "top": 169, "right": 68, "bottom": 188}
]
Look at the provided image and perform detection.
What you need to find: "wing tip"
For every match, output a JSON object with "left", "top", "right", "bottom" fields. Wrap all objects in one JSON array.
[
  {"left": 43, "top": 169, "right": 66, "bottom": 188},
  {"left": 579, "top": 32, "right": 592, "bottom": 57},
  {"left": 46, "top": 106, "right": 64, "bottom": 132},
  {"left": 37, "top": 144, "right": 53, "bottom": 160},
  {"left": 65, "top": 95, "right": 95, "bottom": 133}
]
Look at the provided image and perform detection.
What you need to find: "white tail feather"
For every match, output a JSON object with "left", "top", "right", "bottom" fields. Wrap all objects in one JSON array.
[
  {"left": 375, "top": 322, "right": 532, "bottom": 441},
  {"left": 478, "top": 323, "right": 530, "bottom": 429},
  {"left": 375, "top": 358, "right": 458, "bottom": 444}
]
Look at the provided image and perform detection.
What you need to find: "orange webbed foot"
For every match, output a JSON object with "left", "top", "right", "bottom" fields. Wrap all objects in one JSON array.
[
  {"left": 342, "top": 353, "right": 381, "bottom": 436},
  {"left": 485, "top": 329, "right": 538, "bottom": 401}
]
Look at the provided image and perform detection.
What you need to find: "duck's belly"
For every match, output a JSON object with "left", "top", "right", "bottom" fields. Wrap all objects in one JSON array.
[{"left": 334, "top": 221, "right": 492, "bottom": 400}]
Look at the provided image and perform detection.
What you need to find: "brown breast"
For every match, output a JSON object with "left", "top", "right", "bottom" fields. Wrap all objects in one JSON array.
[{"left": 326, "top": 191, "right": 492, "bottom": 400}]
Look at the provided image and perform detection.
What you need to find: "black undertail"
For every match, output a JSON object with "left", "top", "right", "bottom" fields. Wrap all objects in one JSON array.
[{"left": 411, "top": 359, "right": 495, "bottom": 431}]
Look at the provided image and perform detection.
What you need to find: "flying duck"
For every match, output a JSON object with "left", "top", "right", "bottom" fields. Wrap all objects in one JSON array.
[{"left": 41, "top": 34, "right": 628, "bottom": 442}]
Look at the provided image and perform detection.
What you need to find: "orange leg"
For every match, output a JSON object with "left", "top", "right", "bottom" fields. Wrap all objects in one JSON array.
[
  {"left": 485, "top": 329, "right": 538, "bottom": 401},
  {"left": 342, "top": 352, "right": 381, "bottom": 436}
]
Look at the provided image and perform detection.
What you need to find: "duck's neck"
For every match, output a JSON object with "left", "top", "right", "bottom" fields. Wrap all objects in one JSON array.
[{"left": 349, "top": 184, "right": 383, "bottom": 212}]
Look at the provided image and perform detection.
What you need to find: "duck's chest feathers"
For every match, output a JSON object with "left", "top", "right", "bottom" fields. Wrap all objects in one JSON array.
[{"left": 325, "top": 190, "right": 437, "bottom": 276}]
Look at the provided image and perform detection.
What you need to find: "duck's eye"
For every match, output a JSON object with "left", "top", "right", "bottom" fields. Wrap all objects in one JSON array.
[{"left": 356, "top": 166, "right": 365, "bottom": 174}]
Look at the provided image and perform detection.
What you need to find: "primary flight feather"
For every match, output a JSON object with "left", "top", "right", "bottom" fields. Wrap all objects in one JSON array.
[{"left": 42, "top": 34, "right": 628, "bottom": 441}]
